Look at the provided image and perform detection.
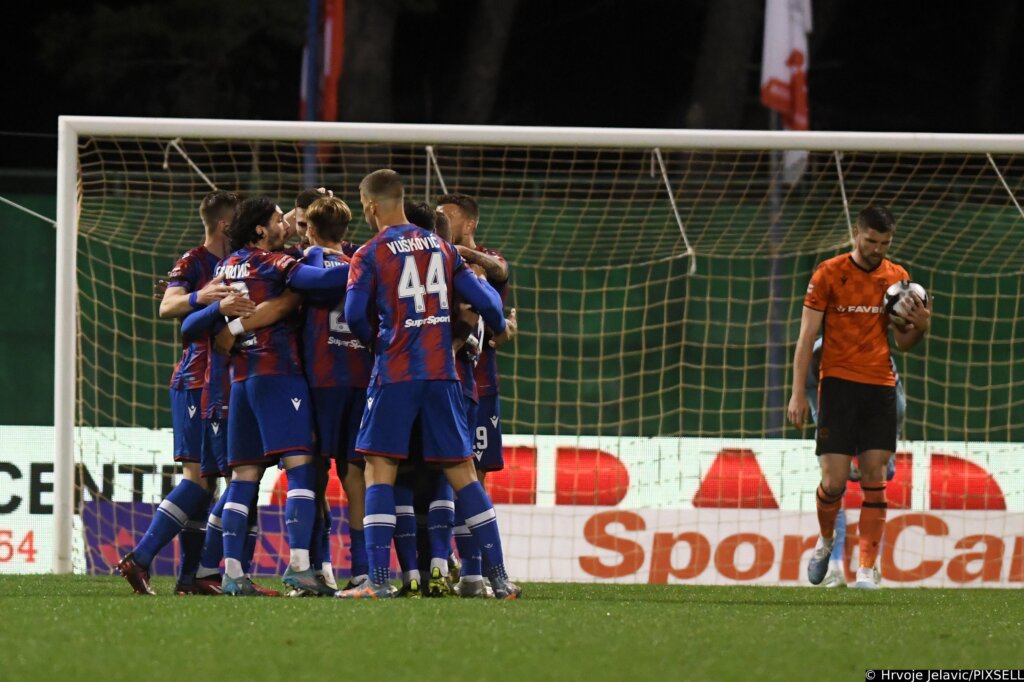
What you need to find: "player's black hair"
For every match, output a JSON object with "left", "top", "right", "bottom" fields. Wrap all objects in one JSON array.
[
  {"left": 199, "top": 190, "right": 240, "bottom": 232},
  {"left": 295, "top": 188, "right": 329, "bottom": 210},
  {"left": 359, "top": 169, "right": 404, "bottom": 202},
  {"left": 307, "top": 196, "right": 352, "bottom": 243},
  {"left": 404, "top": 201, "right": 436, "bottom": 231},
  {"left": 436, "top": 192, "right": 479, "bottom": 220},
  {"left": 433, "top": 211, "right": 452, "bottom": 242},
  {"left": 857, "top": 205, "right": 896, "bottom": 233},
  {"left": 226, "top": 197, "right": 278, "bottom": 251}
]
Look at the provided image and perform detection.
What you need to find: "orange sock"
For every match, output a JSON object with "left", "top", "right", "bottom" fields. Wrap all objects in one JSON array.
[
  {"left": 859, "top": 485, "right": 888, "bottom": 568},
  {"left": 815, "top": 484, "right": 843, "bottom": 539}
]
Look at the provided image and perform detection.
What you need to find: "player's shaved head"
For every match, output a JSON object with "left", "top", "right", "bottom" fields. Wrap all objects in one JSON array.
[
  {"left": 857, "top": 205, "right": 895, "bottom": 233},
  {"left": 359, "top": 169, "right": 404, "bottom": 208},
  {"left": 306, "top": 196, "right": 352, "bottom": 243},
  {"left": 199, "top": 190, "right": 239, "bottom": 232}
]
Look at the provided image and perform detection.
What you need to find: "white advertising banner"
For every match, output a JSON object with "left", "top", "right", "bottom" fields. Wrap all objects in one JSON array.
[
  {"left": 496, "top": 506, "right": 1024, "bottom": 588},
  {"left": 2, "top": 425, "right": 1022, "bottom": 585}
]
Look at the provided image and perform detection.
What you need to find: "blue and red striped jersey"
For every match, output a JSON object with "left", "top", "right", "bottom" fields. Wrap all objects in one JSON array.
[
  {"left": 302, "top": 253, "right": 373, "bottom": 388},
  {"left": 347, "top": 224, "right": 465, "bottom": 384},
  {"left": 167, "top": 245, "right": 220, "bottom": 390},
  {"left": 472, "top": 244, "right": 509, "bottom": 397},
  {"left": 455, "top": 348, "right": 478, "bottom": 403},
  {"left": 219, "top": 248, "right": 304, "bottom": 382},
  {"left": 201, "top": 345, "right": 231, "bottom": 419}
]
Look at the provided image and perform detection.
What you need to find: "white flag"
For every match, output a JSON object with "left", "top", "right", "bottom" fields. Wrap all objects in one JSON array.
[{"left": 761, "top": 0, "right": 812, "bottom": 183}]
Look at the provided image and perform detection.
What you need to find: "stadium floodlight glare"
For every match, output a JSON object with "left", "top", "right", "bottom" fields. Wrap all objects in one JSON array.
[{"left": 55, "top": 116, "right": 1024, "bottom": 578}]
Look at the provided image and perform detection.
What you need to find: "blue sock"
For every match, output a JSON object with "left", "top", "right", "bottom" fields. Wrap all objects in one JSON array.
[
  {"left": 178, "top": 492, "right": 211, "bottom": 583},
  {"left": 831, "top": 507, "right": 847, "bottom": 563},
  {"left": 453, "top": 506, "right": 482, "bottom": 580},
  {"left": 310, "top": 511, "right": 324, "bottom": 569},
  {"left": 393, "top": 480, "right": 419, "bottom": 581},
  {"left": 429, "top": 478, "right": 455, "bottom": 570},
  {"left": 284, "top": 462, "right": 317, "bottom": 571},
  {"left": 242, "top": 505, "right": 259, "bottom": 575},
  {"left": 349, "top": 527, "right": 368, "bottom": 578},
  {"left": 222, "top": 480, "right": 258, "bottom": 578},
  {"left": 364, "top": 483, "right": 396, "bottom": 585},
  {"left": 320, "top": 512, "right": 332, "bottom": 567},
  {"left": 198, "top": 493, "right": 227, "bottom": 577},
  {"left": 134, "top": 478, "right": 209, "bottom": 568},
  {"left": 456, "top": 481, "right": 508, "bottom": 581}
]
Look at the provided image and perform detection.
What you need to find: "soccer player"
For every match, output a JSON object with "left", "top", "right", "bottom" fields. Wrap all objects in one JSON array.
[
  {"left": 283, "top": 187, "right": 328, "bottom": 255},
  {"left": 338, "top": 169, "right": 521, "bottom": 599},
  {"left": 398, "top": 201, "right": 478, "bottom": 597},
  {"left": 788, "top": 205, "right": 931, "bottom": 590},
  {"left": 298, "top": 195, "right": 373, "bottom": 593},
  {"left": 179, "top": 287, "right": 290, "bottom": 596},
  {"left": 118, "top": 190, "right": 244, "bottom": 595},
  {"left": 437, "top": 193, "right": 512, "bottom": 597},
  {"left": 805, "top": 337, "right": 904, "bottom": 587},
  {"left": 214, "top": 196, "right": 350, "bottom": 596}
]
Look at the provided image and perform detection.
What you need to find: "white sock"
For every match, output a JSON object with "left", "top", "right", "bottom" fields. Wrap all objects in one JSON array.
[
  {"left": 320, "top": 562, "right": 337, "bottom": 589},
  {"left": 430, "top": 558, "right": 449, "bottom": 576},
  {"left": 224, "top": 558, "right": 244, "bottom": 579},
  {"left": 290, "top": 549, "right": 310, "bottom": 572}
]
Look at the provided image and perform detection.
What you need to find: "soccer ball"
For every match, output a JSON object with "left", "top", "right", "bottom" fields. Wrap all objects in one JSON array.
[{"left": 883, "top": 280, "right": 928, "bottom": 325}]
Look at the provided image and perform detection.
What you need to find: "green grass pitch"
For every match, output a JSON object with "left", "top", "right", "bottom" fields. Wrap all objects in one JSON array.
[{"left": 1, "top": 576, "right": 1020, "bottom": 680}]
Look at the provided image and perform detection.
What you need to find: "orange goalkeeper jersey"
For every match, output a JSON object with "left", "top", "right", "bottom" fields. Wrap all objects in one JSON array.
[{"left": 803, "top": 254, "right": 909, "bottom": 387}]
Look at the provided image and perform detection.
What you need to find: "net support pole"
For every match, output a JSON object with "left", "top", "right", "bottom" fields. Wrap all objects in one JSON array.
[
  {"left": 766, "top": 113, "right": 786, "bottom": 437},
  {"left": 53, "top": 117, "right": 78, "bottom": 574}
]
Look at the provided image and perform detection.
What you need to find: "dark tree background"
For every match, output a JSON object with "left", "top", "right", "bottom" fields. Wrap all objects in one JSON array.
[{"left": 3, "top": 0, "right": 1023, "bottom": 169}]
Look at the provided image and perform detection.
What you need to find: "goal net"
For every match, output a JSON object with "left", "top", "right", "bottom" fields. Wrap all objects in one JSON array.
[{"left": 53, "top": 119, "right": 1024, "bottom": 586}]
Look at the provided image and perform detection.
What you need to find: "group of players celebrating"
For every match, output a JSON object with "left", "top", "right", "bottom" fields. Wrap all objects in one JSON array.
[
  {"left": 117, "top": 169, "right": 521, "bottom": 599},
  {"left": 116, "top": 174, "right": 928, "bottom": 596}
]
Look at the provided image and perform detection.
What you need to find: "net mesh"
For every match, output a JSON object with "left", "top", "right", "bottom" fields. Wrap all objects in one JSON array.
[{"left": 68, "top": 132, "right": 1024, "bottom": 584}]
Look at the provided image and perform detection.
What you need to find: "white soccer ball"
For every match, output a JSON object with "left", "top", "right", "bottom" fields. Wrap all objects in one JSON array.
[{"left": 883, "top": 280, "right": 928, "bottom": 325}]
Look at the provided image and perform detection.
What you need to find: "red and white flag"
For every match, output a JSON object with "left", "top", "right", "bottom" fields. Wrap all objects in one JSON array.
[
  {"left": 761, "top": 0, "right": 812, "bottom": 182},
  {"left": 300, "top": 0, "right": 345, "bottom": 122}
]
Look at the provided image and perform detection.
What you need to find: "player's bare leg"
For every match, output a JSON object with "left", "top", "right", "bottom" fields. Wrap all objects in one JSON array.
[
  {"left": 444, "top": 460, "right": 520, "bottom": 600},
  {"left": 852, "top": 449, "right": 891, "bottom": 589},
  {"left": 808, "top": 454, "right": 851, "bottom": 585}
]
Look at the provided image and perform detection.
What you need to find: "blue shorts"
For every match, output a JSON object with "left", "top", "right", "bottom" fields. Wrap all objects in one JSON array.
[
  {"left": 473, "top": 393, "right": 504, "bottom": 471},
  {"left": 227, "top": 374, "right": 313, "bottom": 467},
  {"left": 312, "top": 386, "right": 366, "bottom": 464},
  {"left": 201, "top": 418, "right": 229, "bottom": 478},
  {"left": 356, "top": 380, "right": 472, "bottom": 463},
  {"left": 170, "top": 388, "right": 203, "bottom": 463}
]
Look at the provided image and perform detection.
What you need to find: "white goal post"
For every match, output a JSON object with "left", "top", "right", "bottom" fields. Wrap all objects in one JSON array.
[{"left": 54, "top": 116, "right": 1024, "bottom": 580}]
